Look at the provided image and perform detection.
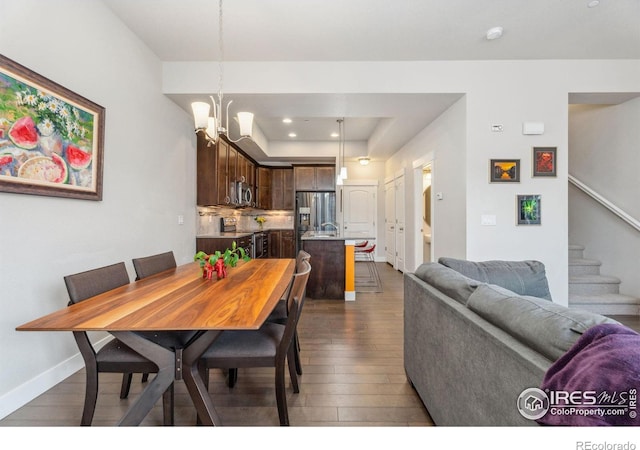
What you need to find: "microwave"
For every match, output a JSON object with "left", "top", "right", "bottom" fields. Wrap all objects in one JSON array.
[{"left": 236, "top": 179, "right": 253, "bottom": 207}]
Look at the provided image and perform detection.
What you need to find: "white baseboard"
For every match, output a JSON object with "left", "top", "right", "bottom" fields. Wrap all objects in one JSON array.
[{"left": 0, "top": 335, "right": 111, "bottom": 420}]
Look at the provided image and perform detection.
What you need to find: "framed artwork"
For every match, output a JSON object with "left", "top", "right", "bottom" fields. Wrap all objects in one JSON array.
[
  {"left": 532, "top": 147, "right": 556, "bottom": 177},
  {"left": 0, "top": 54, "right": 105, "bottom": 200},
  {"left": 517, "top": 194, "right": 541, "bottom": 225},
  {"left": 490, "top": 159, "right": 520, "bottom": 182}
]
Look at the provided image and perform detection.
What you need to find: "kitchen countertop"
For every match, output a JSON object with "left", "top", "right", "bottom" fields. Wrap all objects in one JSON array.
[
  {"left": 301, "top": 231, "right": 374, "bottom": 241},
  {"left": 196, "top": 232, "right": 254, "bottom": 239},
  {"left": 197, "top": 228, "right": 294, "bottom": 239}
]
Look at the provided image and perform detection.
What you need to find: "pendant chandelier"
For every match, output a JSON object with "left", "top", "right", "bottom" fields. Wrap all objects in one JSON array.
[{"left": 191, "top": 0, "right": 254, "bottom": 145}]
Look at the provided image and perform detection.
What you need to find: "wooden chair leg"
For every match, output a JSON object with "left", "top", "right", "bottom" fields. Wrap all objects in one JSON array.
[
  {"left": 275, "top": 362, "right": 289, "bottom": 426},
  {"left": 162, "top": 383, "right": 174, "bottom": 426},
  {"left": 81, "top": 365, "right": 99, "bottom": 426},
  {"left": 120, "top": 373, "right": 133, "bottom": 399},
  {"left": 287, "top": 345, "right": 299, "bottom": 393},
  {"left": 293, "top": 333, "right": 303, "bottom": 375}
]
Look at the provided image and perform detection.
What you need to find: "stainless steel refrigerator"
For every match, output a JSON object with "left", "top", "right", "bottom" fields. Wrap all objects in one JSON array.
[{"left": 295, "top": 191, "right": 337, "bottom": 252}]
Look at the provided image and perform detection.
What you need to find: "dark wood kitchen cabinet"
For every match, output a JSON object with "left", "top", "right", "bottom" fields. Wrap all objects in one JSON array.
[
  {"left": 197, "top": 133, "right": 230, "bottom": 206},
  {"left": 302, "top": 239, "right": 345, "bottom": 299},
  {"left": 293, "top": 165, "right": 335, "bottom": 191},
  {"left": 197, "top": 134, "right": 256, "bottom": 207},
  {"left": 196, "top": 236, "right": 252, "bottom": 256},
  {"left": 268, "top": 229, "right": 295, "bottom": 258},
  {"left": 271, "top": 168, "right": 294, "bottom": 210},
  {"left": 280, "top": 230, "right": 295, "bottom": 258},
  {"left": 256, "top": 167, "right": 272, "bottom": 209}
]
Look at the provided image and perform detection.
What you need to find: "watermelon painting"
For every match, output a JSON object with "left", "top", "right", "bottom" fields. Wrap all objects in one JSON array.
[
  {"left": 65, "top": 144, "right": 92, "bottom": 170},
  {"left": 0, "top": 54, "right": 104, "bottom": 200},
  {"left": 0, "top": 153, "right": 16, "bottom": 177},
  {"left": 8, "top": 116, "right": 38, "bottom": 149}
]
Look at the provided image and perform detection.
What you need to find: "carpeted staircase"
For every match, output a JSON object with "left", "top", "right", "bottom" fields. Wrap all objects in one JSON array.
[{"left": 569, "top": 244, "right": 640, "bottom": 315}]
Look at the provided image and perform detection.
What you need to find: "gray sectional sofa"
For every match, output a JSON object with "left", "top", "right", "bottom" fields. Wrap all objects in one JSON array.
[{"left": 404, "top": 258, "right": 618, "bottom": 426}]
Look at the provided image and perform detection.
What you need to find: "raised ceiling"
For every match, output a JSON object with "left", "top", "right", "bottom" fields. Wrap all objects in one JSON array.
[{"left": 103, "top": 0, "right": 640, "bottom": 162}]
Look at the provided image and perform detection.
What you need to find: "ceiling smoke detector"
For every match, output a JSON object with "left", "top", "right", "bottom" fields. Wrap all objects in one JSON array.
[{"left": 486, "top": 26, "right": 503, "bottom": 40}]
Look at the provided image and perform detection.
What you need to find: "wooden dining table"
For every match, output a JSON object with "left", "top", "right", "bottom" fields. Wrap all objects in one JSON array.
[{"left": 16, "top": 258, "right": 296, "bottom": 426}]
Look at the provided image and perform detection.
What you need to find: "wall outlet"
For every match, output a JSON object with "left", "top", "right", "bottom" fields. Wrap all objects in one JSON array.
[{"left": 177, "top": 215, "right": 184, "bottom": 225}]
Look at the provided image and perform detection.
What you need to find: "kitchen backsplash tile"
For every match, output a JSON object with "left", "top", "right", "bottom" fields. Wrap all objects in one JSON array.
[{"left": 197, "top": 207, "right": 294, "bottom": 235}]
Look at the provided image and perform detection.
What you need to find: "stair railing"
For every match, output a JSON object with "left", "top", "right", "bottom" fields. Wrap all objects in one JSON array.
[{"left": 569, "top": 174, "right": 640, "bottom": 232}]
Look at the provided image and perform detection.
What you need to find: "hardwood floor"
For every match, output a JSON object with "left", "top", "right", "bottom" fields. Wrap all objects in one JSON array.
[
  {"left": 0, "top": 262, "right": 433, "bottom": 427},
  {"left": 2, "top": 262, "right": 638, "bottom": 427}
]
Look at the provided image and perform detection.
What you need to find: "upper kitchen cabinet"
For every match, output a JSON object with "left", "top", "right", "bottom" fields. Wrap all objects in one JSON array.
[
  {"left": 237, "top": 152, "right": 255, "bottom": 187},
  {"left": 197, "top": 133, "right": 230, "bottom": 206},
  {"left": 196, "top": 135, "right": 255, "bottom": 207},
  {"left": 271, "top": 168, "right": 294, "bottom": 210},
  {"left": 256, "top": 167, "right": 272, "bottom": 210},
  {"left": 294, "top": 165, "right": 335, "bottom": 191}
]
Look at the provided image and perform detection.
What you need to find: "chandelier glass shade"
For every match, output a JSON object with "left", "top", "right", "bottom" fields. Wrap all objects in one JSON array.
[{"left": 191, "top": 0, "right": 254, "bottom": 145}]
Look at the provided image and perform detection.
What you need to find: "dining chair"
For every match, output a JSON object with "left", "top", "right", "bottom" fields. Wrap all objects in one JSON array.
[
  {"left": 64, "top": 262, "right": 173, "bottom": 426},
  {"left": 266, "top": 250, "right": 311, "bottom": 375},
  {"left": 132, "top": 250, "right": 176, "bottom": 280},
  {"left": 200, "top": 259, "right": 311, "bottom": 426},
  {"left": 226, "top": 250, "right": 311, "bottom": 387},
  {"left": 123, "top": 251, "right": 180, "bottom": 395}
]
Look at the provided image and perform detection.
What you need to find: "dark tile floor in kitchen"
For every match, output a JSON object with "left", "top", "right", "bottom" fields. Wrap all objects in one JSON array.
[{"left": 2, "top": 261, "right": 637, "bottom": 427}]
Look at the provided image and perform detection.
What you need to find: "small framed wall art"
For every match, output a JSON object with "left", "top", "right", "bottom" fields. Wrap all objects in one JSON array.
[
  {"left": 517, "top": 194, "right": 541, "bottom": 225},
  {"left": 532, "top": 147, "right": 557, "bottom": 177},
  {"left": 490, "top": 159, "right": 520, "bottom": 182}
]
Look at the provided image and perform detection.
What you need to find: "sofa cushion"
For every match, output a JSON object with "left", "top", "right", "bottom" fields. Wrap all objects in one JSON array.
[
  {"left": 414, "top": 262, "right": 480, "bottom": 304},
  {"left": 438, "top": 257, "right": 552, "bottom": 300},
  {"left": 467, "top": 284, "right": 619, "bottom": 361}
]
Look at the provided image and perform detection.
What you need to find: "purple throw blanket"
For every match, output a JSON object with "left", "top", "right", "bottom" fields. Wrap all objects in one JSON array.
[{"left": 537, "top": 323, "right": 640, "bottom": 426}]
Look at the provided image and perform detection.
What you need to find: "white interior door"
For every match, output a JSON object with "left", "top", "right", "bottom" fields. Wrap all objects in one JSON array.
[
  {"left": 343, "top": 186, "right": 376, "bottom": 238},
  {"left": 394, "top": 175, "right": 406, "bottom": 272},
  {"left": 384, "top": 181, "right": 396, "bottom": 265}
]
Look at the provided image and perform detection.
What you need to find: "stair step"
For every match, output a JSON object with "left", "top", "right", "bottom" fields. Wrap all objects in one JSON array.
[
  {"left": 569, "top": 293, "right": 640, "bottom": 315},
  {"left": 568, "top": 258, "right": 602, "bottom": 276},
  {"left": 569, "top": 274, "right": 621, "bottom": 295},
  {"left": 568, "top": 244, "right": 585, "bottom": 259}
]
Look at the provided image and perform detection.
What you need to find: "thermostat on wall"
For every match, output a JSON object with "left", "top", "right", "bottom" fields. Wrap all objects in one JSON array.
[{"left": 522, "top": 122, "right": 544, "bottom": 135}]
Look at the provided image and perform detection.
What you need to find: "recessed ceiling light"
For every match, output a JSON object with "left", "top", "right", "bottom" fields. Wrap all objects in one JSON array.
[
  {"left": 288, "top": 132, "right": 297, "bottom": 138},
  {"left": 486, "top": 26, "right": 503, "bottom": 40},
  {"left": 330, "top": 132, "right": 339, "bottom": 138},
  {"left": 282, "top": 118, "right": 292, "bottom": 124},
  {"left": 587, "top": 0, "right": 600, "bottom": 7}
]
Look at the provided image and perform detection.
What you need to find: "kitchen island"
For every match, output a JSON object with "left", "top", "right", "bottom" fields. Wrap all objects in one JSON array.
[{"left": 301, "top": 231, "right": 374, "bottom": 300}]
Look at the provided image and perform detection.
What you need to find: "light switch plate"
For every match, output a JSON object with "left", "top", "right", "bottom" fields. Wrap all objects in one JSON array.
[{"left": 481, "top": 214, "right": 496, "bottom": 226}]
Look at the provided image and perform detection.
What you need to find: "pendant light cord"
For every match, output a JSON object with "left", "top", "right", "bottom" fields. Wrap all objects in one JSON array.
[{"left": 218, "top": 0, "right": 224, "bottom": 105}]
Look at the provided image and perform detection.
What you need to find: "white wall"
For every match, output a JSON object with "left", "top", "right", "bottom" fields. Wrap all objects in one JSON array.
[
  {"left": 386, "top": 97, "right": 467, "bottom": 272},
  {"left": 0, "top": 0, "right": 196, "bottom": 418},
  {"left": 568, "top": 99, "right": 640, "bottom": 298}
]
